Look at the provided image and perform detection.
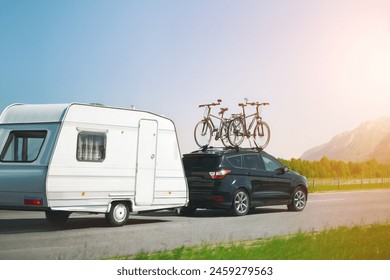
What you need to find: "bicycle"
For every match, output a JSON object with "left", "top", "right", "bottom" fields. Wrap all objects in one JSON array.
[
  {"left": 194, "top": 99, "right": 231, "bottom": 148},
  {"left": 227, "top": 99, "right": 270, "bottom": 149}
]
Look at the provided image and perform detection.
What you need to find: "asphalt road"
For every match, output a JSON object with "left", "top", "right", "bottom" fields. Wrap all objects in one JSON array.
[{"left": 0, "top": 189, "right": 389, "bottom": 259}]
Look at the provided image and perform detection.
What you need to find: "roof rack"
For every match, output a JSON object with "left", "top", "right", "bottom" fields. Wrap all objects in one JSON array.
[{"left": 197, "top": 145, "right": 264, "bottom": 153}]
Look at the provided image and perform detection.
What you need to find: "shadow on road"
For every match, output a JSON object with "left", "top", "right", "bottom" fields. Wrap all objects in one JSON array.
[
  {"left": 0, "top": 216, "right": 169, "bottom": 234},
  {"left": 0, "top": 207, "right": 289, "bottom": 234},
  {"left": 139, "top": 207, "right": 288, "bottom": 218}
]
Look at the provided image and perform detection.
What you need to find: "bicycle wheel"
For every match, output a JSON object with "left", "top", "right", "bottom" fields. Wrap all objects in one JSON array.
[
  {"left": 253, "top": 121, "right": 271, "bottom": 149},
  {"left": 220, "top": 121, "right": 230, "bottom": 148},
  {"left": 194, "top": 120, "right": 213, "bottom": 147},
  {"left": 228, "top": 118, "right": 245, "bottom": 147}
]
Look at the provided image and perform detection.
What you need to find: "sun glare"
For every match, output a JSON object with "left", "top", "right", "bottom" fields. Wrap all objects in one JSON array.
[{"left": 370, "top": 51, "right": 390, "bottom": 86}]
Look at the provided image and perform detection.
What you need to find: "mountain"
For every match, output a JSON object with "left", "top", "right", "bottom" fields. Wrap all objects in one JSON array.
[{"left": 301, "top": 117, "right": 390, "bottom": 163}]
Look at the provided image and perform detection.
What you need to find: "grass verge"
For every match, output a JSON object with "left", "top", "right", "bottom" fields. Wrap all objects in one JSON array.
[{"left": 121, "top": 223, "right": 390, "bottom": 260}]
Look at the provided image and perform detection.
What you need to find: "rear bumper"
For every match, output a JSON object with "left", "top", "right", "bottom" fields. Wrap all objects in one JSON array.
[{"left": 188, "top": 193, "right": 232, "bottom": 209}]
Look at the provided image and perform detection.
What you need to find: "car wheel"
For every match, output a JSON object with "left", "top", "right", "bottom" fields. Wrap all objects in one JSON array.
[
  {"left": 106, "top": 202, "right": 129, "bottom": 226},
  {"left": 230, "top": 189, "right": 250, "bottom": 216},
  {"left": 287, "top": 187, "right": 307, "bottom": 211}
]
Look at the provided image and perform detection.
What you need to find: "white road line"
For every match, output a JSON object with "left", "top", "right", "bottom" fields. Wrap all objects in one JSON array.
[{"left": 309, "top": 199, "right": 345, "bottom": 203}]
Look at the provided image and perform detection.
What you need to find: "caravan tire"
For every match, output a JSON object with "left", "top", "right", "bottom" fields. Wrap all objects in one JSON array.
[
  {"left": 107, "top": 202, "right": 129, "bottom": 227},
  {"left": 45, "top": 210, "right": 70, "bottom": 227}
]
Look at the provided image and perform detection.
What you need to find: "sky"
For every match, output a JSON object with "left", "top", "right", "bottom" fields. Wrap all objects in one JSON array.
[{"left": 1, "top": 0, "right": 389, "bottom": 159}]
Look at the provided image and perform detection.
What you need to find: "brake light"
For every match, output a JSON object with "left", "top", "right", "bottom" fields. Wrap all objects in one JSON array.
[
  {"left": 209, "top": 169, "right": 231, "bottom": 179},
  {"left": 24, "top": 199, "right": 42, "bottom": 206}
]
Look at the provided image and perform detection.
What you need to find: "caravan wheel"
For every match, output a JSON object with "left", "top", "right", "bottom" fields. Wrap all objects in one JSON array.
[{"left": 106, "top": 202, "right": 129, "bottom": 227}]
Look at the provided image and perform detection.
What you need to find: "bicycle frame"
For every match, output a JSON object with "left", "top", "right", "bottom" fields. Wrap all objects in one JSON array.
[
  {"left": 208, "top": 112, "right": 229, "bottom": 141},
  {"left": 195, "top": 99, "right": 230, "bottom": 147},
  {"left": 238, "top": 107, "right": 261, "bottom": 138},
  {"left": 227, "top": 101, "right": 270, "bottom": 148}
]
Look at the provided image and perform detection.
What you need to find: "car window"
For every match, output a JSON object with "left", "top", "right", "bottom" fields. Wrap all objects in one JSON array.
[
  {"left": 243, "top": 154, "right": 265, "bottom": 170},
  {"left": 227, "top": 155, "right": 242, "bottom": 168},
  {"left": 183, "top": 154, "right": 221, "bottom": 171},
  {"left": 261, "top": 154, "right": 283, "bottom": 172}
]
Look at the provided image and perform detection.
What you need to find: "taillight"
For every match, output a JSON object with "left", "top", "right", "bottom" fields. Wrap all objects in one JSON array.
[
  {"left": 24, "top": 198, "right": 42, "bottom": 206},
  {"left": 209, "top": 169, "right": 231, "bottom": 179}
]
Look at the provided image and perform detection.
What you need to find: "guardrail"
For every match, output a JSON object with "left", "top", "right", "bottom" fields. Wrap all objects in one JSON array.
[{"left": 308, "top": 178, "right": 390, "bottom": 191}]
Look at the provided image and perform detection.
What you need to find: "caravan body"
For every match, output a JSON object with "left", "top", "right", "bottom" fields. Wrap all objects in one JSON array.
[{"left": 0, "top": 103, "right": 188, "bottom": 226}]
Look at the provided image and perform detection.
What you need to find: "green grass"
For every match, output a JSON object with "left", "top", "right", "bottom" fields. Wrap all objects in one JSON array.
[
  {"left": 122, "top": 223, "right": 390, "bottom": 260},
  {"left": 308, "top": 182, "right": 390, "bottom": 193}
]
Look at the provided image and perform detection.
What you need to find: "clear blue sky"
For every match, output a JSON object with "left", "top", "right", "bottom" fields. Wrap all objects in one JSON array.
[{"left": 1, "top": 0, "right": 389, "bottom": 159}]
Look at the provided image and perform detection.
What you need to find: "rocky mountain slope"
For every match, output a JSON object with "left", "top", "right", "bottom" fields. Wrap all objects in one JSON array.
[{"left": 301, "top": 117, "right": 390, "bottom": 163}]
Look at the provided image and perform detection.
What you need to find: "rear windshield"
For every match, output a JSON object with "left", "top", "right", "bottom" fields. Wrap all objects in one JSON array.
[{"left": 183, "top": 154, "right": 222, "bottom": 171}]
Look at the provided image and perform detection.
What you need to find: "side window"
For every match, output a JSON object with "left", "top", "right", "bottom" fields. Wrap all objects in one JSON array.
[
  {"left": 243, "top": 154, "right": 265, "bottom": 170},
  {"left": 261, "top": 154, "right": 283, "bottom": 172},
  {"left": 77, "top": 132, "right": 106, "bottom": 162},
  {"left": 1, "top": 131, "right": 47, "bottom": 162},
  {"left": 227, "top": 155, "right": 242, "bottom": 168}
]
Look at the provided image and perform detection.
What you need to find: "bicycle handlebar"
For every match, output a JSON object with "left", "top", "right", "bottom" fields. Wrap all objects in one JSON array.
[
  {"left": 238, "top": 101, "right": 269, "bottom": 107},
  {"left": 246, "top": 102, "right": 270, "bottom": 106},
  {"left": 199, "top": 99, "right": 222, "bottom": 108}
]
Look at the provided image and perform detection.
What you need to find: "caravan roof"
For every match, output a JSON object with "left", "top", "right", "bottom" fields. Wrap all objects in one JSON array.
[{"left": 0, "top": 104, "right": 69, "bottom": 124}]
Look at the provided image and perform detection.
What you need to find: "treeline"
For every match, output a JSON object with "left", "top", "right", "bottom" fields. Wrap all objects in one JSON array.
[{"left": 278, "top": 157, "right": 390, "bottom": 178}]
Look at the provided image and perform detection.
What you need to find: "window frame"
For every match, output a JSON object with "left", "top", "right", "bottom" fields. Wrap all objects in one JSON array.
[
  {"left": 0, "top": 130, "right": 47, "bottom": 163},
  {"left": 76, "top": 131, "right": 107, "bottom": 162},
  {"left": 242, "top": 154, "right": 265, "bottom": 170},
  {"left": 226, "top": 155, "right": 242, "bottom": 168},
  {"left": 260, "top": 153, "right": 283, "bottom": 172}
]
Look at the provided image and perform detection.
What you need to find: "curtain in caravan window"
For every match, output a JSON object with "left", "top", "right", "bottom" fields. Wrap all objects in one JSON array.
[{"left": 77, "top": 132, "right": 106, "bottom": 162}]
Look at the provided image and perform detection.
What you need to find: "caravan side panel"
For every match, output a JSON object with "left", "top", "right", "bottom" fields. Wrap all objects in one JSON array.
[
  {"left": 46, "top": 104, "right": 188, "bottom": 213},
  {"left": 46, "top": 122, "right": 138, "bottom": 212},
  {"left": 152, "top": 128, "right": 188, "bottom": 205}
]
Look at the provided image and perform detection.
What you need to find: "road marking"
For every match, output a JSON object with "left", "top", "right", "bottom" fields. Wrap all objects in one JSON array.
[{"left": 309, "top": 199, "right": 345, "bottom": 203}]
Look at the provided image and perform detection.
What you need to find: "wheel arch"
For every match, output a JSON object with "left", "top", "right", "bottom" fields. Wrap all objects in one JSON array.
[
  {"left": 107, "top": 199, "right": 133, "bottom": 213},
  {"left": 293, "top": 183, "right": 308, "bottom": 199}
]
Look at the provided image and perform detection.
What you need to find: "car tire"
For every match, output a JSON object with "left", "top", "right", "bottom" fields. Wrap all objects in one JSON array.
[
  {"left": 230, "top": 189, "right": 250, "bottom": 216},
  {"left": 287, "top": 187, "right": 307, "bottom": 211},
  {"left": 106, "top": 202, "right": 129, "bottom": 227}
]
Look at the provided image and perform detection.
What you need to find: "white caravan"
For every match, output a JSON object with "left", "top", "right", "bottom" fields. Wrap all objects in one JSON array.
[{"left": 0, "top": 103, "right": 188, "bottom": 226}]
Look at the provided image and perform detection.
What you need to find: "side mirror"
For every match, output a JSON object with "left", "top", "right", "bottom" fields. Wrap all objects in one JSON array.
[{"left": 276, "top": 166, "right": 289, "bottom": 175}]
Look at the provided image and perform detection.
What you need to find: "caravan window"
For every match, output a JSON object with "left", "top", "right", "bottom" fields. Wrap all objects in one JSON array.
[
  {"left": 77, "top": 132, "right": 106, "bottom": 162},
  {"left": 1, "top": 131, "right": 47, "bottom": 162}
]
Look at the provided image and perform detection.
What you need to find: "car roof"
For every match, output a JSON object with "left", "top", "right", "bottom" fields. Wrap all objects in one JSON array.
[{"left": 183, "top": 147, "right": 269, "bottom": 157}]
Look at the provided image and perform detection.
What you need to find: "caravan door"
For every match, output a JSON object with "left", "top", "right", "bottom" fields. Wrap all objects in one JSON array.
[{"left": 135, "top": 119, "right": 158, "bottom": 205}]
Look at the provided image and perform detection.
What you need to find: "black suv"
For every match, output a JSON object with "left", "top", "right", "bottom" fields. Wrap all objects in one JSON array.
[{"left": 182, "top": 148, "right": 308, "bottom": 216}]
